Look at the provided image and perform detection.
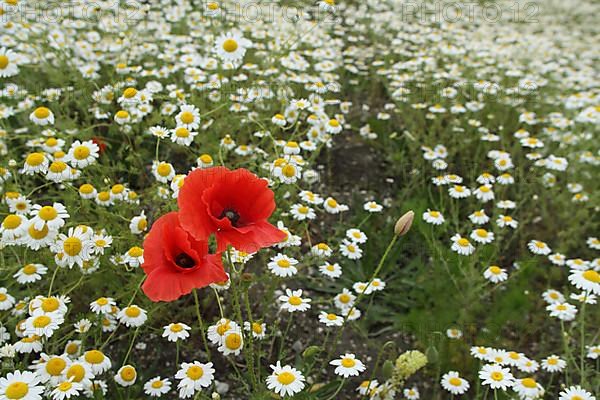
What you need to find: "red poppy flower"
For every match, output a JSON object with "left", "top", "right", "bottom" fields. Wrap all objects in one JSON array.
[
  {"left": 178, "top": 167, "right": 286, "bottom": 253},
  {"left": 91, "top": 136, "right": 107, "bottom": 154},
  {"left": 141, "top": 212, "right": 227, "bottom": 302}
]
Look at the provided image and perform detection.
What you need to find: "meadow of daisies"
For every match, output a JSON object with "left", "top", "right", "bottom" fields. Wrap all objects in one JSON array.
[{"left": 0, "top": 0, "right": 599, "bottom": 398}]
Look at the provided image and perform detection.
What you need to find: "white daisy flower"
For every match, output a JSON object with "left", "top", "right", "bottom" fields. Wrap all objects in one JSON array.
[
  {"left": 65, "top": 140, "right": 99, "bottom": 168},
  {"left": 266, "top": 362, "right": 305, "bottom": 397},
  {"left": 319, "top": 312, "right": 344, "bottom": 327},
  {"left": 30, "top": 202, "right": 69, "bottom": 231},
  {"left": 451, "top": 234, "right": 475, "bottom": 256},
  {"left": 478, "top": 364, "right": 514, "bottom": 390},
  {"left": 330, "top": 353, "right": 366, "bottom": 378},
  {"left": 162, "top": 323, "right": 191, "bottom": 342},
  {"left": 244, "top": 321, "right": 266, "bottom": 339},
  {"left": 278, "top": 289, "right": 311, "bottom": 312},
  {"left": 117, "top": 305, "right": 147, "bottom": 327},
  {"left": 175, "top": 362, "right": 215, "bottom": 398},
  {"left": 144, "top": 376, "right": 171, "bottom": 397},
  {"left": 29, "top": 106, "right": 54, "bottom": 125},
  {"left": 559, "top": 385, "right": 596, "bottom": 400},
  {"left": 528, "top": 240, "right": 551, "bottom": 255},
  {"left": 217, "top": 328, "right": 244, "bottom": 356},
  {"left": 0, "top": 370, "right": 44, "bottom": 400},
  {"left": 114, "top": 365, "right": 137, "bottom": 387},
  {"left": 267, "top": 254, "right": 299, "bottom": 278},
  {"left": 319, "top": 262, "right": 342, "bottom": 278},
  {"left": 484, "top": 266, "right": 508, "bottom": 283},
  {"left": 214, "top": 32, "right": 250, "bottom": 62},
  {"left": 81, "top": 350, "right": 112, "bottom": 375},
  {"left": 541, "top": 355, "right": 566, "bottom": 373},
  {"left": 441, "top": 371, "right": 470, "bottom": 395},
  {"left": 470, "top": 229, "right": 494, "bottom": 244},
  {"left": 423, "top": 210, "right": 444, "bottom": 225},
  {"left": 546, "top": 302, "right": 577, "bottom": 321},
  {"left": 13, "top": 264, "right": 47, "bottom": 284}
]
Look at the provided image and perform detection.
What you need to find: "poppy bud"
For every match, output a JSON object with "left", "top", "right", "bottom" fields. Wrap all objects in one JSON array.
[
  {"left": 302, "top": 345, "right": 321, "bottom": 360},
  {"left": 241, "top": 272, "right": 254, "bottom": 282},
  {"left": 394, "top": 210, "right": 414, "bottom": 236},
  {"left": 382, "top": 360, "right": 394, "bottom": 380}
]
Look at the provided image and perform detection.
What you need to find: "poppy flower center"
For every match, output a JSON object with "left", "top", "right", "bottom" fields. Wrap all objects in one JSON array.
[
  {"left": 219, "top": 208, "right": 240, "bottom": 226},
  {"left": 175, "top": 253, "right": 196, "bottom": 269}
]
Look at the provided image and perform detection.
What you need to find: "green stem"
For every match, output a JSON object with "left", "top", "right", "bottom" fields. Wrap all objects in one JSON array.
[
  {"left": 47, "top": 266, "right": 60, "bottom": 296},
  {"left": 121, "top": 327, "right": 140, "bottom": 366},
  {"left": 193, "top": 289, "right": 211, "bottom": 361},
  {"left": 326, "top": 379, "right": 346, "bottom": 400}
]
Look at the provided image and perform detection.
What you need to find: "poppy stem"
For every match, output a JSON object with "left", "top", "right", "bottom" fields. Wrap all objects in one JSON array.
[{"left": 192, "top": 288, "right": 211, "bottom": 361}]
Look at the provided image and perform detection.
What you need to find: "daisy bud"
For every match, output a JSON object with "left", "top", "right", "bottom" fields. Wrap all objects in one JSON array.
[{"left": 394, "top": 210, "right": 414, "bottom": 236}]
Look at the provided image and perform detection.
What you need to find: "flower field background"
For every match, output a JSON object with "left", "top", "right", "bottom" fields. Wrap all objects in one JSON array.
[{"left": 0, "top": 0, "right": 598, "bottom": 398}]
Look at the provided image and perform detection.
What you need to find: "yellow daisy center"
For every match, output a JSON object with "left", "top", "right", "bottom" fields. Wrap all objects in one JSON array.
[
  {"left": 457, "top": 238, "right": 470, "bottom": 247},
  {"left": 34, "top": 107, "right": 50, "bottom": 119},
  {"left": 125, "top": 306, "right": 141, "bottom": 318},
  {"left": 38, "top": 206, "right": 58, "bottom": 221},
  {"left": 84, "top": 350, "right": 105, "bottom": 364},
  {"left": 79, "top": 184, "right": 94, "bottom": 194},
  {"left": 521, "top": 378, "right": 537, "bottom": 388},
  {"left": 65, "top": 343, "right": 79, "bottom": 355},
  {"left": 120, "top": 366, "right": 136, "bottom": 381},
  {"left": 225, "top": 333, "right": 242, "bottom": 350},
  {"left": 476, "top": 229, "right": 488, "bottom": 238},
  {"left": 282, "top": 164, "right": 296, "bottom": 178},
  {"left": 449, "top": 377, "right": 462, "bottom": 386},
  {"left": 57, "top": 381, "right": 72, "bottom": 392},
  {"left": 32, "top": 315, "right": 51, "bottom": 328},
  {"left": 41, "top": 297, "right": 59, "bottom": 312},
  {"left": 46, "top": 357, "right": 66, "bottom": 376},
  {"left": 277, "top": 371, "right": 295, "bottom": 385},
  {"left": 123, "top": 87, "right": 137, "bottom": 98},
  {"left": 63, "top": 237, "right": 82, "bottom": 256},
  {"left": 26, "top": 152, "right": 45, "bottom": 166},
  {"left": 341, "top": 357, "right": 356, "bottom": 368},
  {"left": 0, "top": 55, "right": 9, "bottom": 69},
  {"left": 582, "top": 270, "right": 599, "bottom": 283},
  {"left": 128, "top": 246, "right": 143, "bottom": 257},
  {"left": 252, "top": 322, "right": 263, "bottom": 334},
  {"left": 22, "top": 264, "right": 37, "bottom": 275},
  {"left": 5, "top": 382, "right": 29, "bottom": 399},
  {"left": 3, "top": 214, "right": 21, "bottom": 229},
  {"left": 288, "top": 296, "right": 302, "bottom": 306},
  {"left": 489, "top": 266, "right": 502, "bottom": 275},
  {"left": 491, "top": 371, "right": 503, "bottom": 381},
  {"left": 175, "top": 127, "right": 190, "bottom": 137},
  {"left": 180, "top": 111, "right": 194, "bottom": 124},
  {"left": 199, "top": 154, "right": 213, "bottom": 164},
  {"left": 73, "top": 145, "right": 90, "bottom": 160},
  {"left": 151, "top": 380, "right": 164, "bottom": 389},
  {"left": 216, "top": 321, "right": 231, "bottom": 336},
  {"left": 157, "top": 163, "right": 172, "bottom": 176},
  {"left": 222, "top": 38, "right": 238, "bottom": 53},
  {"left": 186, "top": 366, "right": 204, "bottom": 380},
  {"left": 115, "top": 110, "right": 129, "bottom": 119},
  {"left": 66, "top": 364, "right": 85, "bottom": 382}
]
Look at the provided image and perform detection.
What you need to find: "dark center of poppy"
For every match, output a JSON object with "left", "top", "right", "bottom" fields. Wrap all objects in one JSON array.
[
  {"left": 219, "top": 208, "right": 240, "bottom": 226},
  {"left": 175, "top": 253, "right": 196, "bottom": 269}
]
